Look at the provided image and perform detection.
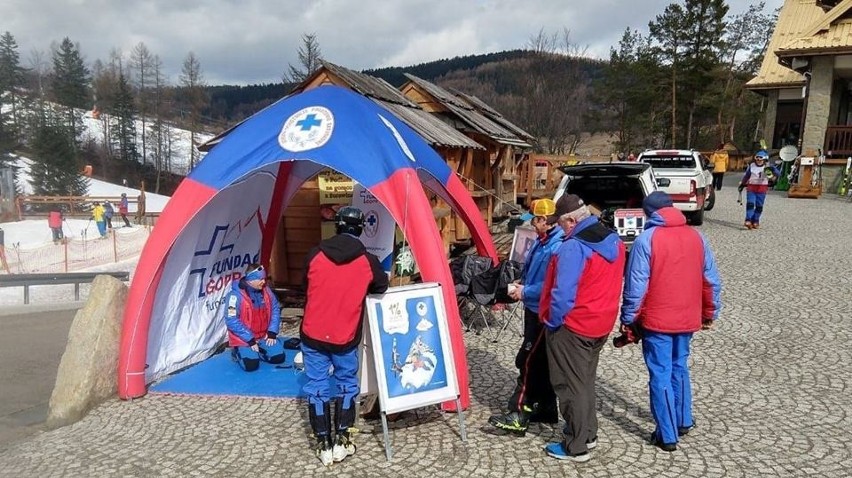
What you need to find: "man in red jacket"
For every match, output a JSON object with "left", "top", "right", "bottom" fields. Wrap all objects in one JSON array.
[
  {"left": 301, "top": 206, "right": 389, "bottom": 467},
  {"left": 620, "top": 191, "right": 722, "bottom": 452},
  {"left": 539, "top": 194, "right": 626, "bottom": 462}
]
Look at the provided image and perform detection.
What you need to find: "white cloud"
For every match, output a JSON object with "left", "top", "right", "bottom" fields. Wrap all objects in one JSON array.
[{"left": 1, "top": 0, "right": 783, "bottom": 86}]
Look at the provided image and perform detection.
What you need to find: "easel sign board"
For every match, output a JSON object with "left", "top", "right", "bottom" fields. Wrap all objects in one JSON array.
[
  {"left": 364, "top": 282, "right": 460, "bottom": 415},
  {"left": 509, "top": 226, "right": 537, "bottom": 265}
]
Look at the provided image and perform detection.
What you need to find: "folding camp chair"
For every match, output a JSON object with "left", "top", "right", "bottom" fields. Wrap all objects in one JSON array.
[{"left": 462, "top": 259, "right": 523, "bottom": 342}]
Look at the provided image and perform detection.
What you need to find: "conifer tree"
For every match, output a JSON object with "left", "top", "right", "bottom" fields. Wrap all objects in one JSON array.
[
  {"left": 30, "top": 114, "right": 88, "bottom": 197},
  {"left": 111, "top": 71, "right": 138, "bottom": 163},
  {"left": 50, "top": 37, "right": 91, "bottom": 146},
  {"left": 0, "top": 31, "right": 26, "bottom": 152}
]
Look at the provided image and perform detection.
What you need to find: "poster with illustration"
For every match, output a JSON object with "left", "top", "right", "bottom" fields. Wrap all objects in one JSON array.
[
  {"left": 364, "top": 282, "right": 459, "bottom": 414},
  {"left": 509, "top": 226, "right": 537, "bottom": 265}
]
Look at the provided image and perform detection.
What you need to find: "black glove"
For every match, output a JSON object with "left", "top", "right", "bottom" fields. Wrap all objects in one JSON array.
[{"left": 737, "top": 185, "right": 744, "bottom": 193}]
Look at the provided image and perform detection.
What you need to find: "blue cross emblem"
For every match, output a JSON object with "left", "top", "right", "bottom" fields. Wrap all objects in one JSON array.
[
  {"left": 366, "top": 214, "right": 378, "bottom": 227},
  {"left": 296, "top": 113, "right": 322, "bottom": 131}
]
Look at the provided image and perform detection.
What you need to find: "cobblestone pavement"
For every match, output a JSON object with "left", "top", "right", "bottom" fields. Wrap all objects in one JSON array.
[{"left": 2, "top": 184, "right": 852, "bottom": 477}]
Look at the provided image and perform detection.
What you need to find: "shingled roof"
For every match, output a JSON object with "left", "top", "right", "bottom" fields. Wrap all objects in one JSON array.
[
  {"left": 293, "top": 62, "right": 484, "bottom": 150},
  {"left": 403, "top": 73, "right": 532, "bottom": 148},
  {"left": 200, "top": 62, "right": 485, "bottom": 153},
  {"left": 747, "top": 0, "right": 852, "bottom": 90}
]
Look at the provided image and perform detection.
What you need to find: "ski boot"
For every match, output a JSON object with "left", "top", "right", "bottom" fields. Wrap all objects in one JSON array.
[
  {"left": 333, "top": 398, "right": 357, "bottom": 462},
  {"left": 315, "top": 435, "right": 333, "bottom": 466},
  {"left": 488, "top": 405, "right": 532, "bottom": 436},
  {"left": 309, "top": 402, "right": 334, "bottom": 466},
  {"left": 744, "top": 221, "right": 753, "bottom": 230}
]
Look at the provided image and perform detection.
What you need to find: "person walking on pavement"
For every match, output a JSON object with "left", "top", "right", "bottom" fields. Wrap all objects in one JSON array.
[
  {"left": 48, "top": 208, "right": 64, "bottom": 244},
  {"left": 91, "top": 202, "right": 107, "bottom": 238},
  {"left": 488, "top": 199, "right": 563, "bottom": 435},
  {"left": 738, "top": 150, "right": 780, "bottom": 229},
  {"left": 710, "top": 143, "right": 728, "bottom": 190},
  {"left": 619, "top": 192, "right": 722, "bottom": 452},
  {"left": 539, "top": 194, "right": 626, "bottom": 462},
  {"left": 223, "top": 263, "right": 285, "bottom": 371},
  {"left": 118, "top": 193, "right": 131, "bottom": 227},
  {"left": 300, "top": 206, "right": 389, "bottom": 467}
]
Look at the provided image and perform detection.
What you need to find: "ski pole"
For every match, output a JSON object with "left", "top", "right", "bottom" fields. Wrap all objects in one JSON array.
[{"left": 737, "top": 189, "right": 743, "bottom": 205}]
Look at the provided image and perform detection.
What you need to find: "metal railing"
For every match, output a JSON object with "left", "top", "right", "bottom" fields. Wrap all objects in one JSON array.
[{"left": 0, "top": 271, "right": 130, "bottom": 304}]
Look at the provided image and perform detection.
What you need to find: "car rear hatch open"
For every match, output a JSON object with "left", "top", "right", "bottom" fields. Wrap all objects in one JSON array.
[{"left": 556, "top": 163, "right": 649, "bottom": 244}]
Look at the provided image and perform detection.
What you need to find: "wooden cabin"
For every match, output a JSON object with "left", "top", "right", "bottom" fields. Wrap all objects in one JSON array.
[{"left": 400, "top": 74, "right": 534, "bottom": 218}]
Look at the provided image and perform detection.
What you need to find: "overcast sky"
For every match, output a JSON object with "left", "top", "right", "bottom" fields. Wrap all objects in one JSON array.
[{"left": 3, "top": 0, "right": 783, "bottom": 86}]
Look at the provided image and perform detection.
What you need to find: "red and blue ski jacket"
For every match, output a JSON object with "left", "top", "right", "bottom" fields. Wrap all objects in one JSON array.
[
  {"left": 301, "top": 233, "right": 389, "bottom": 352},
  {"left": 224, "top": 280, "right": 281, "bottom": 347},
  {"left": 620, "top": 207, "right": 722, "bottom": 333},
  {"left": 539, "top": 216, "right": 626, "bottom": 338},
  {"left": 520, "top": 226, "right": 564, "bottom": 314}
]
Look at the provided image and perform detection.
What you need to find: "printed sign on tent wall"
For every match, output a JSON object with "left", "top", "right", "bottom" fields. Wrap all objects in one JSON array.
[
  {"left": 318, "top": 170, "right": 354, "bottom": 239},
  {"left": 351, "top": 184, "right": 395, "bottom": 273}
]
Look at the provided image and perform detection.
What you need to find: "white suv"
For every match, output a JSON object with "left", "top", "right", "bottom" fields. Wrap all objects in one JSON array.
[
  {"left": 553, "top": 162, "right": 669, "bottom": 250},
  {"left": 637, "top": 149, "right": 715, "bottom": 225}
]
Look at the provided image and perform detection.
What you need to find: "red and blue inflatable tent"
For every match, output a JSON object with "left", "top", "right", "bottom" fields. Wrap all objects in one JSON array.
[{"left": 118, "top": 85, "right": 498, "bottom": 410}]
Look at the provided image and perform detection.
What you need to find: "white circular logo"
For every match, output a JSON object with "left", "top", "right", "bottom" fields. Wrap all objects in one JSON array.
[
  {"left": 278, "top": 106, "right": 334, "bottom": 152},
  {"left": 416, "top": 301, "right": 428, "bottom": 317},
  {"left": 363, "top": 210, "right": 379, "bottom": 238}
]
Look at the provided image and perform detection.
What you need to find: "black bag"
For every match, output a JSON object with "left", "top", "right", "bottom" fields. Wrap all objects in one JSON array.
[
  {"left": 450, "top": 255, "right": 492, "bottom": 295},
  {"left": 469, "top": 260, "right": 522, "bottom": 305}
]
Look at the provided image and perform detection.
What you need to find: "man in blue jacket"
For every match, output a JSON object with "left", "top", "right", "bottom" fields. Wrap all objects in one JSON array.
[
  {"left": 224, "top": 263, "right": 285, "bottom": 372},
  {"left": 539, "top": 194, "right": 626, "bottom": 462},
  {"left": 620, "top": 192, "right": 722, "bottom": 452},
  {"left": 489, "top": 199, "right": 564, "bottom": 435}
]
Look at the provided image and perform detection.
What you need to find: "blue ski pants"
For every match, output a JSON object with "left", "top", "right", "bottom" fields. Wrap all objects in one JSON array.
[
  {"left": 302, "top": 343, "right": 359, "bottom": 416},
  {"left": 642, "top": 331, "right": 694, "bottom": 444},
  {"left": 232, "top": 339, "right": 285, "bottom": 372},
  {"left": 745, "top": 191, "right": 766, "bottom": 224}
]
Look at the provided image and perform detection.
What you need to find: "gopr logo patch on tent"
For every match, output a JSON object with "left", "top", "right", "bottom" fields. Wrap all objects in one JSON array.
[{"left": 278, "top": 106, "right": 334, "bottom": 152}]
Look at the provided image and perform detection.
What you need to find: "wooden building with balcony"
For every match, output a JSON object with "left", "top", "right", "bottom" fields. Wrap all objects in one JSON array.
[{"left": 747, "top": 0, "right": 852, "bottom": 190}]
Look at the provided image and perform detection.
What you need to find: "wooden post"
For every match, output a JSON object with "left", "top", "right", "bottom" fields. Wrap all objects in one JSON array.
[
  {"left": 113, "top": 230, "right": 118, "bottom": 262},
  {"left": 64, "top": 241, "right": 68, "bottom": 272}
]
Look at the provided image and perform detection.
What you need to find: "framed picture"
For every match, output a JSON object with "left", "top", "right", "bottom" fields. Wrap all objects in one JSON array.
[
  {"left": 364, "top": 282, "right": 459, "bottom": 414},
  {"left": 509, "top": 226, "right": 537, "bottom": 265}
]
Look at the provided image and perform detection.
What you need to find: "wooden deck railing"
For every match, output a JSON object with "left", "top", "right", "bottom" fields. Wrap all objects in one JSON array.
[{"left": 824, "top": 126, "right": 852, "bottom": 156}]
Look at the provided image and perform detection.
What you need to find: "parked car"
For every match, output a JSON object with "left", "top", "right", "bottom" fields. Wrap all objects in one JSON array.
[
  {"left": 636, "top": 149, "right": 715, "bottom": 225},
  {"left": 553, "top": 162, "right": 669, "bottom": 250}
]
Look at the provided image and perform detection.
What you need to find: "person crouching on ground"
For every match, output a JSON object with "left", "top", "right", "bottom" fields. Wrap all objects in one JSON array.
[
  {"left": 489, "top": 198, "right": 563, "bottom": 435},
  {"left": 300, "top": 206, "right": 389, "bottom": 467},
  {"left": 619, "top": 192, "right": 722, "bottom": 452},
  {"left": 224, "top": 263, "right": 285, "bottom": 372},
  {"left": 738, "top": 150, "right": 780, "bottom": 229},
  {"left": 539, "top": 194, "right": 626, "bottom": 462}
]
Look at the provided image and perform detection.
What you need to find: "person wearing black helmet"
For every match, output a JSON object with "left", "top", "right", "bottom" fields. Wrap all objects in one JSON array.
[{"left": 301, "top": 206, "right": 389, "bottom": 467}]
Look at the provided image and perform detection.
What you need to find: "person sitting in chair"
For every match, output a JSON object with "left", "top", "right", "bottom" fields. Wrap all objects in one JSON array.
[{"left": 224, "top": 263, "right": 285, "bottom": 372}]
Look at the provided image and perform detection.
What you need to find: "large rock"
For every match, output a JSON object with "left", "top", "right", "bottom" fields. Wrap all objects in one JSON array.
[{"left": 47, "top": 275, "right": 127, "bottom": 429}]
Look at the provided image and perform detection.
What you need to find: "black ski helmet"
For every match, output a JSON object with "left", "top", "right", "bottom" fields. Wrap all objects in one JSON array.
[{"left": 335, "top": 206, "right": 365, "bottom": 236}]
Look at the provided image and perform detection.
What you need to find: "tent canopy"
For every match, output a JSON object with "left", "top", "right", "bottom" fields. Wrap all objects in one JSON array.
[{"left": 118, "top": 85, "right": 498, "bottom": 410}]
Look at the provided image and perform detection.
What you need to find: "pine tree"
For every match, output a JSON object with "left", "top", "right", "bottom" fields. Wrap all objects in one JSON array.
[
  {"left": 30, "top": 114, "right": 88, "bottom": 197},
  {"left": 130, "top": 42, "right": 153, "bottom": 165},
  {"left": 111, "top": 71, "right": 138, "bottom": 163},
  {"left": 0, "top": 31, "right": 26, "bottom": 152},
  {"left": 50, "top": 37, "right": 91, "bottom": 146}
]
